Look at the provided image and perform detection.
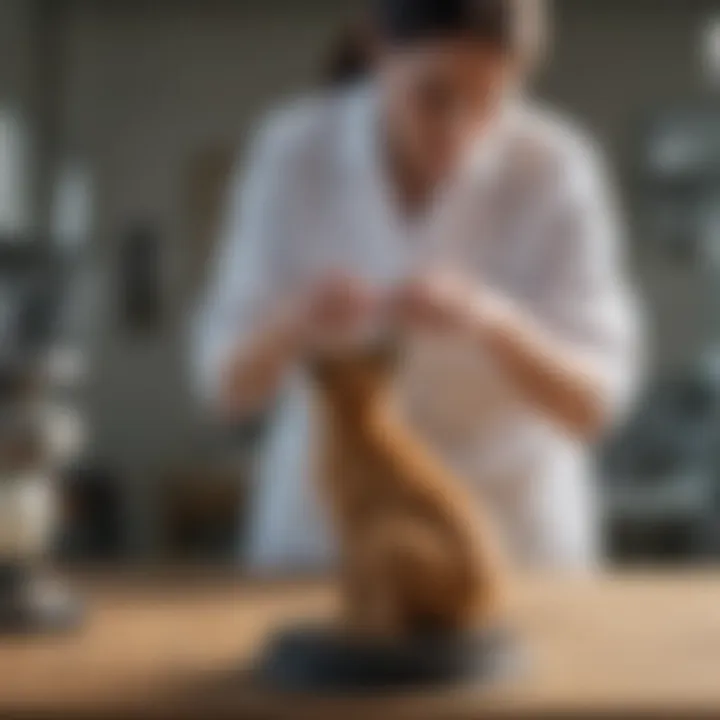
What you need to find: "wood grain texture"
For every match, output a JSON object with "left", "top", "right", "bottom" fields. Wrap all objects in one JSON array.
[{"left": 1, "top": 572, "right": 720, "bottom": 718}]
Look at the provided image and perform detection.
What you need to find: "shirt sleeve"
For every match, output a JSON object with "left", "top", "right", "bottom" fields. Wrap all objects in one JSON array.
[
  {"left": 533, "top": 138, "right": 645, "bottom": 425},
  {"left": 190, "top": 116, "right": 297, "bottom": 409}
]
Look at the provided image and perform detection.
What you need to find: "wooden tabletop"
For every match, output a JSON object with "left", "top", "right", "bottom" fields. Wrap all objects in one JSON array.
[{"left": 1, "top": 571, "right": 720, "bottom": 718}]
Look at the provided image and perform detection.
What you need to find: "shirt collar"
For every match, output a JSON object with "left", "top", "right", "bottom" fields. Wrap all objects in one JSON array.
[{"left": 341, "top": 79, "right": 519, "bottom": 189}]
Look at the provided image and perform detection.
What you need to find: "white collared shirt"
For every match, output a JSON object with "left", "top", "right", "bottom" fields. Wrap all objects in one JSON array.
[{"left": 192, "top": 83, "right": 642, "bottom": 573}]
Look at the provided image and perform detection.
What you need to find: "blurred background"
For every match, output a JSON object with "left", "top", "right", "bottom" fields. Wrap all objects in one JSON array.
[{"left": 1, "top": 0, "right": 720, "bottom": 567}]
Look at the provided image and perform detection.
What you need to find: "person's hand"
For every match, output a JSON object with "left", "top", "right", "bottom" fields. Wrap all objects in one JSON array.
[
  {"left": 220, "top": 272, "right": 378, "bottom": 417},
  {"left": 389, "top": 270, "right": 517, "bottom": 339},
  {"left": 280, "top": 271, "right": 380, "bottom": 353},
  {"left": 388, "top": 270, "right": 484, "bottom": 335}
]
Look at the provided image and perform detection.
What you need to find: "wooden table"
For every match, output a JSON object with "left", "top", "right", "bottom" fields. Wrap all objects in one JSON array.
[{"left": 1, "top": 571, "right": 720, "bottom": 718}]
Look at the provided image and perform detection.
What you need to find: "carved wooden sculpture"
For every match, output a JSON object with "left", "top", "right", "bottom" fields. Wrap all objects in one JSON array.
[{"left": 310, "top": 343, "right": 507, "bottom": 641}]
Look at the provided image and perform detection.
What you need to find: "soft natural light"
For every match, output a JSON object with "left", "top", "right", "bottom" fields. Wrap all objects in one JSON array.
[
  {"left": 0, "top": 107, "right": 30, "bottom": 238},
  {"left": 50, "top": 160, "right": 94, "bottom": 251},
  {"left": 703, "top": 16, "right": 720, "bottom": 84}
]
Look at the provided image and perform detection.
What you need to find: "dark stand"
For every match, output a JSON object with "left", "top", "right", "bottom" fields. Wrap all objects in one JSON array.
[
  {"left": 0, "top": 564, "right": 84, "bottom": 636},
  {"left": 255, "top": 624, "right": 520, "bottom": 694}
]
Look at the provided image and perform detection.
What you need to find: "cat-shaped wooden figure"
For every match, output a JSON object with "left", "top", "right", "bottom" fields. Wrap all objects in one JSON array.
[{"left": 310, "top": 342, "right": 507, "bottom": 642}]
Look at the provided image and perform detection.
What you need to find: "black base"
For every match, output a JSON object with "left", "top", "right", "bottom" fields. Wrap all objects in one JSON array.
[
  {"left": 0, "top": 564, "right": 84, "bottom": 636},
  {"left": 255, "top": 624, "right": 520, "bottom": 693}
]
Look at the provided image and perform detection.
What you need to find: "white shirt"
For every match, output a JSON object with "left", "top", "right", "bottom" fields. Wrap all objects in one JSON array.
[{"left": 192, "top": 83, "right": 641, "bottom": 573}]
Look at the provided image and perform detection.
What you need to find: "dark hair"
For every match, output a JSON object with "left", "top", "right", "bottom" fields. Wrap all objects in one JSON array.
[
  {"left": 324, "top": 21, "right": 376, "bottom": 87},
  {"left": 325, "top": 0, "right": 546, "bottom": 87}
]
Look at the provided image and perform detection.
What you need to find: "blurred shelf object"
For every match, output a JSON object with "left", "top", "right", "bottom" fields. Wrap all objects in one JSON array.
[
  {"left": 119, "top": 223, "right": 162, "bottom": 335},
  {"left": 158, "top": 414, "right": 270, "bottom": 564},
  {"left": 0, "top": 107, "right": 31, "bottom": 238},
  {"left": 160, "top": 466, "right": 249, "bottom": 564},
  {"left": 601, "top": 367, "right": 720, "bottom": 563},
  {"left": 57, "top": 465, "right": 125, "bottom": 562},
  {"left": 639, "top": 101, "right": 720, "bottom": 271},
  {"left": 0, "top": 230, "right": 99, "bottom": 559},
  {"left": 643, "top": 102, "right": 720, "bottom": 182}
]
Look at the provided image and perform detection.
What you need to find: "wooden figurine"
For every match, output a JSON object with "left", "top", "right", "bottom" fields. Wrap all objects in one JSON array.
[{"left": 312, "top": 343, "right": 506, "bottom": 640}]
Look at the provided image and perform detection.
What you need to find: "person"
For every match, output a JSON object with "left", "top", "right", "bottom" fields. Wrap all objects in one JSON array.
[{"left": 192, "top": 0, "right": 642, "bottom": 573}]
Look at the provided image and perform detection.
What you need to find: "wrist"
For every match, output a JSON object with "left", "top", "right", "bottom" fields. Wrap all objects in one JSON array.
[
  {"left": 469, "top": 291, "right": 526, "bottom": 353},
  {"left": 465, "top": 288, "right": 520, "bottom": 343},
  {"left": 268, "top": 300, "right": 310, "bottom": 357}
]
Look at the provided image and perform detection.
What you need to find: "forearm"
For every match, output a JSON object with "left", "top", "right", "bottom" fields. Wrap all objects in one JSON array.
[
  {"left": 470, "top": 297, "right": 608, "bottom": 439},
  {"left": 218, "top": 303, "right": 304, "bottom": 420}
]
